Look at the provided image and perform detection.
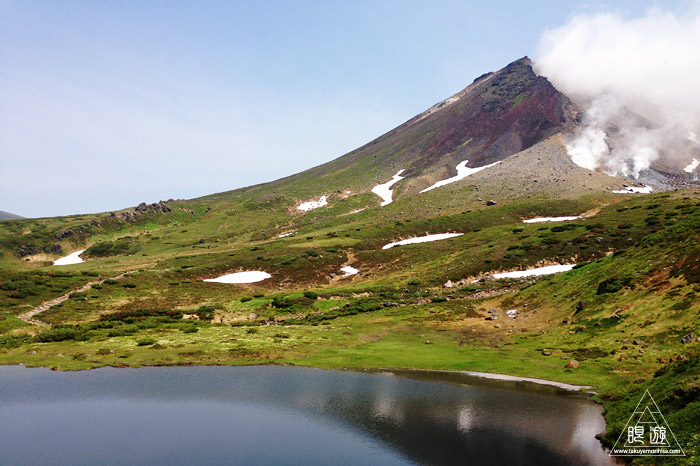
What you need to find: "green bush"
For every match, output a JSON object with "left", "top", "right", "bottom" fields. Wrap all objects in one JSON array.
[
  {"left": 240, "top": 296, "right": 253, "bottom": 303},
  {"left": 34, "top": 325, "right": 91, "bottom": 343},
  {"left": 107, "top": 327, "right": 137, "bottom": 337},
  {"left": 303, "top": 291, "right": 318, "bottom": 300},
  {"left": 597, "top": 277, "right": 632, "bottom": 295},
  {"left": 294, "top": 298, "right": 383, "bottom": 324},
  {"left": 272, "top": 297, "right": 293, "bottom": 308},
  {"left": 551, "top": 224, "right": 579, "bottom": 233},
  {"left": 100, "top": 308, "right": 183, "bottom": 323},
  {"left": 84, "top": 241, "right": 137, "bottom": 258}
]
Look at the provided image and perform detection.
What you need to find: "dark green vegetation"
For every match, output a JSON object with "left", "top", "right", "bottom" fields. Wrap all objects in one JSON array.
[{"left": 1, "top": 57, "right": 698, "bottom": 463}]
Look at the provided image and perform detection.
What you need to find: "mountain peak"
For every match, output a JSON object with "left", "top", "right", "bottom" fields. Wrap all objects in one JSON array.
[{"left": 234, "top": 57, "right": 582, "bottom": 203}]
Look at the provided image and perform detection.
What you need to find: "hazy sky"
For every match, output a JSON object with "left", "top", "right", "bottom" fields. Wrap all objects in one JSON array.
[{"left": 1, "top": 1, "right": 695, "bottom": 218}]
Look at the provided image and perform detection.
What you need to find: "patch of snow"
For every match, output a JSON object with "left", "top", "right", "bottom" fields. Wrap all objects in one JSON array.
[
  {"left": 688, "top": 132, "right": 699, "bottom": 144},
  {"left": 420, "top": 160, "right": 500, "bottom": 193},
  {"left": 382, "top": 233, "right": 463, "bottom": 250},
  {"left": 523, "top": 216, "right": 581, "bottom": 223},
  {"left": 684, "top": 158, "right": 699, "bottom": 173},
  {"left": 505, "top": 309, "right": 519, "bottom": 318},
  {"left": 298, "top": 196, "right": 328, "bottom": 211},
  {"left": 278, "top": 232, "right": 294, "bottom": 238},
  {"left": 492, "top": 264, "right": 576, "bottom": 279},
  {"left": 340, "top": 266, "right": 359, "bottom": 276},
  {"left": 349, "top": 208, "right": 365, "bottom": 214},
  {"left": 371, "top": 169, "right": 405, "bottom": 206},
  {"left": 459, "top": 371, "right": 591, "bottom": 391},
  {"left": 612, "top": 186, "right": 653, "bottom": 194},
  {"left": 203, "top": 271, "right": 271, "bottom": 284},
  {"left": 53, "top": 250, "right": 85, "bottom": 265}
]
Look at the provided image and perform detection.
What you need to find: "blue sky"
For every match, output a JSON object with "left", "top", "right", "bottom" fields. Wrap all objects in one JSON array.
[{"left": 0, "top": 1, "right": 694, "bottom": 217}]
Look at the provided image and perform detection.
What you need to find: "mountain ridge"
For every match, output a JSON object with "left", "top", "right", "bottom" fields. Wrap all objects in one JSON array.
[
  {"left": 200, "top": 57, "right": 582, "bottom": 205},
  {"left": 0, "top": 210, "right": 24, "bottom": 221}
]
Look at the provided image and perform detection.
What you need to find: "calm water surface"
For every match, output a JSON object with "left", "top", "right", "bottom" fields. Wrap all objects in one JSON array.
[{"left": 0, "top": 365, "right": 615, "bottom": 465}]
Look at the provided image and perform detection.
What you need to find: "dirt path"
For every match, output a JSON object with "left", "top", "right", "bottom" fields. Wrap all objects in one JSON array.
[{"left": 18, "top": 273, "right": 127, "bottom": 327}]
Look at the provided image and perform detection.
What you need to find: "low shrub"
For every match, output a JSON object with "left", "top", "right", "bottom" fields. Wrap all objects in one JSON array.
[
  {"left": 137, "top": 338, "right": 156, "bottom": 346},
  {"left": 272, "top": 297, "right": 293, "bottom": 309},
  {"left": 34, "top": 325, "right": 91, "bottom": 343}
]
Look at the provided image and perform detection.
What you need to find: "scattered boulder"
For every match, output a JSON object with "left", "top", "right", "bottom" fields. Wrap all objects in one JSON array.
[
  {"left": 443, "top": 280, "right": 455, "bottom": 288},
  {"left": 54, "top": 230, "right": 74, "bottom": 240},
  {"left": 566, "top": 360, "right": 579, "bottom": 369},
  {"left": 541, "top": 350, "right": 552, "bottom": 356},
  {"left": 681, "top": 332, "right": 695, "bottom": 344},
  {"left": 575, "top": 301, "right": 585, "bottom": 313},
  {"left": 14, "top": 247, "right": 39, "bottom": 258},
  {"left": 247, "top": 313, "right": 258, "bottom": 320},
  {"left": 424, "top": 340, "right": 432, "bottom": 345},
  {"left": 633, "top": 339, "right": 642, "bottom": 345},
  {"left": 505, "top": 309, "right": 518, "bottom": 318},
  {"left": 486, "top": 200, "right": 497, "bottom": 206}
]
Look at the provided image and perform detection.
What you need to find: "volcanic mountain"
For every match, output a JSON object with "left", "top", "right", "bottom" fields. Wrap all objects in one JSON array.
[
  {"left": 228, "top": 57, "right": 588, "bottom": 205},
  {"left": 217, "top": 56, "right": 698, "bottom": 207}
]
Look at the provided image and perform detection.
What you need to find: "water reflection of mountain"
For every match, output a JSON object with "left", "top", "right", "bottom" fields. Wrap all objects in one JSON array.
[
  {"left": 0, "top": 365, "right": 613, "bottom": 465},
  {"left": 286, "top": 369, "right": 610, "bottom": 466}
]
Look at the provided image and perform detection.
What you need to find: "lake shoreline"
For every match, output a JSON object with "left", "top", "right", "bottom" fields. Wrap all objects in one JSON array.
[{"left": 6, "top": 360, "right": 596, "bottom": 393}]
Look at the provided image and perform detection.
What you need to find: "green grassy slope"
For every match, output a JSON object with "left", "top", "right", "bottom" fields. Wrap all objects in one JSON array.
[{"left": 1, "top": 181, "right": 698, "bottom": 462}]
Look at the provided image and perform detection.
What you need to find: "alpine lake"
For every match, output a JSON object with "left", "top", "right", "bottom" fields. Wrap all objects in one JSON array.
[{"left": 0, "top": 365, "right": 617, "bottom": 465}]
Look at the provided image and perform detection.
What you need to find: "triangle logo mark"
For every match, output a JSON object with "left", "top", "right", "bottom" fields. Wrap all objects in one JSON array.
[{"left": 610, "top": 390, "right": 684, "bottom": 456}]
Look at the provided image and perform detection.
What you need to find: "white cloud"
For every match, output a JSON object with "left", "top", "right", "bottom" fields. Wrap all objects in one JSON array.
[{"left": 535, "top": 7, "right": 700, "bottom": 177}]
